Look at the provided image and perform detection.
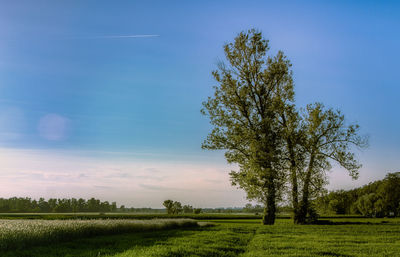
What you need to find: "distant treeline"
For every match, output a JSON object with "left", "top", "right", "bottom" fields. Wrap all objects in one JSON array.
[
  {"left": 0, "top": 197, "right": 257, "bottom": 214},
  {"left": 0, "top": 198, "right": 119, "bottom": 213},
  {"left": 315, "top": 172, "right": 400, "bottom": 217}
]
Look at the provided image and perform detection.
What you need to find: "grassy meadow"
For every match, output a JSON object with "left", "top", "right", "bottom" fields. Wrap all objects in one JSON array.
[{"left": 1, "top": 216, "right": 399, "bottom": 257}]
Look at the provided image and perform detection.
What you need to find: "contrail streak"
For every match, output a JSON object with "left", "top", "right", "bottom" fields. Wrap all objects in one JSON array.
[
  {"left": 0, "top": 35, "right": 160, "bottom": 42},
  {"left": 88, "top": 34, "right": 160, "bottom": 39}
]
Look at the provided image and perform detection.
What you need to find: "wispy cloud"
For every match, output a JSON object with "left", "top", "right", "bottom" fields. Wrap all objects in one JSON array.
[{"left": 139, "top": 184, "right": 177, "bottom": 191}]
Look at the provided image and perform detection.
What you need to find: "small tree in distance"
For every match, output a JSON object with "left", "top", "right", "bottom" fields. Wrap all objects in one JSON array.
[
  {"left": 183, "top": 205, "right": 193, "bottom": 214},
  {"left": 163, "top": 200, "right": 201, "bottom": 215},
  {"left": 173, "top": 201, "right": 183, "bottom": 214},
  {"left": 163, "top": 200, "right": 174, "bottom": 214},
  {"left": 193, "top": 208, "right": 202, "bottom": 214}
]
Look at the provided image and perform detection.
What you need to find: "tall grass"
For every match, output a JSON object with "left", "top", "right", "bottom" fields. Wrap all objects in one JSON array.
[{"left": 0, "top": 219, "right": 198, "bottom": 251}]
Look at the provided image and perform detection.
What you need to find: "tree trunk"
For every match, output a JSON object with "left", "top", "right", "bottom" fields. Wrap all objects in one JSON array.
[
  {"left": 280, "top": 114, "right": 300, "bottom": 224},
  {"left": 287, "top": 138, "right": 300, "bottom": 224},
  {"left": 298, "top": 153, "right": 315, "bottom": 224},
  {"left": 262, "top": 178, "right": 276, "bottom": 225},
  {"left": 291, "top": 163, "right": 300, "bottom": 224}
]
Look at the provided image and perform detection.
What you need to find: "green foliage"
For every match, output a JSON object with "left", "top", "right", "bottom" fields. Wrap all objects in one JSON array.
[
  {"left": 305, "top": 204, "right": 319, "bottom": 224},
  {"left": 315, "top": 172, "right": 400, "bottom": 217},
  {"left": 202, "top": 29, "right": 368, "bottom": 225},
  {"left": 295, "top": 102, "right": 368, "bottom": 223},
  {"left": 202, "top": 29, "right": 295, "bottom": 224},
  {"left": 356, "top": 193, "right": 379, "bottom": 217},
  {"left": 172, "top": 201, "right": 182, "bottom": 214},
  {"left": 0, "top": 197, "right": 117, "bottom": 213},
  {"left": 300, "top": 103, "right": 367, "bottom": 180},
  {"left": 182, "top": 205, "right": 193, "bottom": 214},
  {"left": 379, "top": 172, "right": 400, "bottom": 216},
  {"left": 193, "top": 208, "right": 202, "bottom": 214},
  {"left": 163, "top": 200, "right": 186, "bottom": 215},
  {"left": 162, "top": 200, "right": 174, "bottom": 214},
  {"left": 243, "top": 203, "right": 264, "bottom": 213}
]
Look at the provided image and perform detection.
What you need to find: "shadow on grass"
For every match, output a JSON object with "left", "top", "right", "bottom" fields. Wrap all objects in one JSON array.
[
  {"left": 312, "top": 219, "right": 389, "bottom": 225},
  {"left": 316, "top": 251, "right": 353, "bottom": 257},
  {"left": 0, "top": 227, "right": 202, "bottom": 257}
]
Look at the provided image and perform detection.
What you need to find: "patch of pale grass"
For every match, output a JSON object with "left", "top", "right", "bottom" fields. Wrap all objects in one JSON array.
[{"left": 0, "top": 219, "right": 197, "bottom": 251}]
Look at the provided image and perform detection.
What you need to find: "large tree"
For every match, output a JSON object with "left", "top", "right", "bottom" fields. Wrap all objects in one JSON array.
[
  {"left": 202, "top": 29, "right": 367, "bottom": 225},
  {"left": 295, "top": 103, "right": 368, "bottom": 223},
  {"left": 201, "top": 29, "right": 294, "bottom": 224}
]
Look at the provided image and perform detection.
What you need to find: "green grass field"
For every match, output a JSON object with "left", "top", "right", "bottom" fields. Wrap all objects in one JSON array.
[
  {"left": 1, "top": 217, "right": 399, "bottom": 257},
  {"left": 0, "top": 213, "right": 268, "bottom": 220}
]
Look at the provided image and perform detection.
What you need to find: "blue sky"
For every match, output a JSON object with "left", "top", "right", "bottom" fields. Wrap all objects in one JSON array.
[{"left": 0, "top": 1, "right": 399, "bottom": 207}]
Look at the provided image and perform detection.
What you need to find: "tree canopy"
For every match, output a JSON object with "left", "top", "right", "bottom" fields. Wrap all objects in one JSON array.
[
  {"left": 316, "top": 172, "right": 400, "bottom": 217},
  {"left": 0, "top": 197, "right": 117, "bottom": 213},
  {"left": 202, "top": 29, "right": 368, "bottom": 224},
  {"left": 202, "top": 29, "right": 295, "bottom": 224}
]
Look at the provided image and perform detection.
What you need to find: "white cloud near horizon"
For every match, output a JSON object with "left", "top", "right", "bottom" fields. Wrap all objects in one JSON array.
[
  {"left": 0, "top": 147, "right": 394, "bottom": 208},
  {"left": 0, "top": 148, "right": 246, "bottom": 208}
]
